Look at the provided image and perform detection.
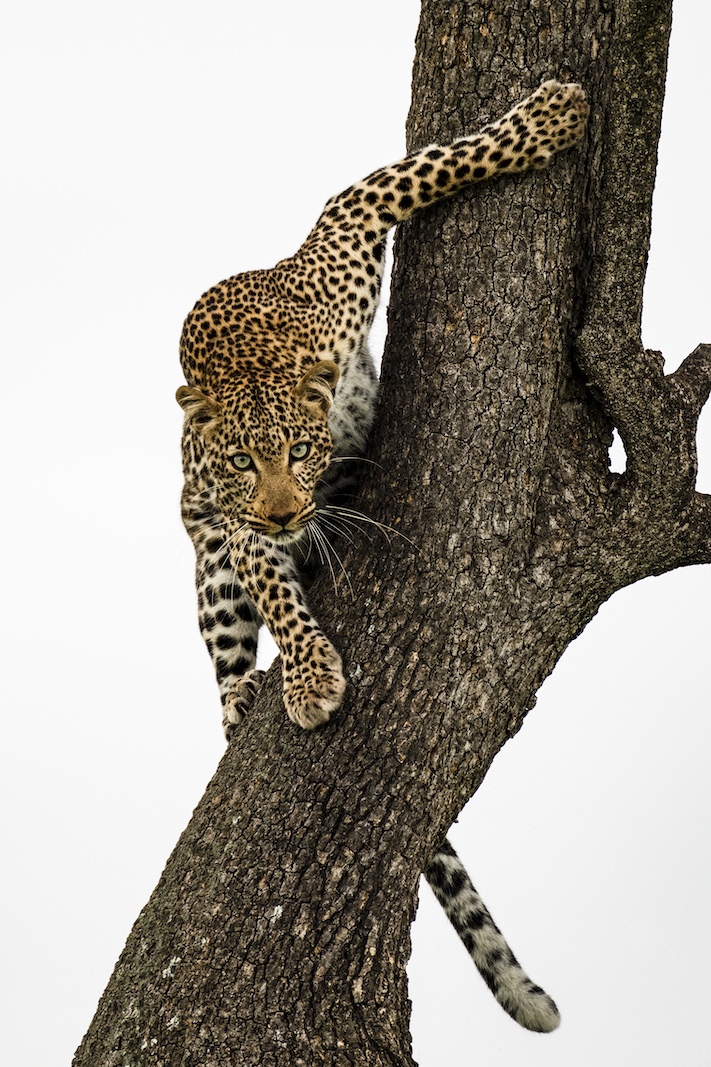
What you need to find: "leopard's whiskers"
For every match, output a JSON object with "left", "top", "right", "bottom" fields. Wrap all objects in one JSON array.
[
  {"left": 320, "top": 503, "right": 418, "bottom": 550},
  {"left": 309, "top": 519, "right": 355, "bottom": 599},
  {"left": 329, "top": 455, "right": 384, "bottom": 470}
]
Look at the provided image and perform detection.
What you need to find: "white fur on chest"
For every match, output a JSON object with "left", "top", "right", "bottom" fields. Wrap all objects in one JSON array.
[{"left": 328, "top": 344, "right": 379, "bottom": 458}]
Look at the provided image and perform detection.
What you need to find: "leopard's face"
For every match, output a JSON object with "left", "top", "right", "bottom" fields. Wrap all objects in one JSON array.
[
  {"left": 177, "top": 360, "right": 339, "bottom": 546},
  {"left": 207, "top": 403, "right": 333, "bottom": 546}
]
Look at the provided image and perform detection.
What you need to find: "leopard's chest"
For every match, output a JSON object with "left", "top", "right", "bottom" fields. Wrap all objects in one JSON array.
[{"left": 328, "top": 343, "right": 379, "bottom": 457}]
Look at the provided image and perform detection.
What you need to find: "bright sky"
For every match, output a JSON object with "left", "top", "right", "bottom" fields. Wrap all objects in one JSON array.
[{"left": 2, "top": 3, "right": 709, "bottom": 1065}]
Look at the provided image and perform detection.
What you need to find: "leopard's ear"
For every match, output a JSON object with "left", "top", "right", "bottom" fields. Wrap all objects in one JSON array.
[
  {"left": 176, "top": 385, "right": 222, "bottom": 435},
  {"left": 294, "top": 360, "right": 339, "bottom": 418}
]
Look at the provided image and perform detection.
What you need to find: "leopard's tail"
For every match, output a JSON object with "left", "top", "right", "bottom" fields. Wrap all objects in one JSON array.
[{"left": 424, "top": 838, "right": 560, "bottom": 1033}]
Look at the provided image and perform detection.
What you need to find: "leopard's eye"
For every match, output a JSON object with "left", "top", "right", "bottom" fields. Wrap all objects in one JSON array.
[
  {"left": 290, "top": 441, "right": 311, "bottom": 462},
  {"left": 230, "top": 452, "right": 254, "bottom": 472}
]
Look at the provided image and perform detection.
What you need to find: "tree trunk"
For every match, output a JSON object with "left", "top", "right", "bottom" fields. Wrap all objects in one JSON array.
[{"left": 73, "top": 1, "right": 710, "bottom": 1064}]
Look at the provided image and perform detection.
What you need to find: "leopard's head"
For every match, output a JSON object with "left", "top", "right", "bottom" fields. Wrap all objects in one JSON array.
[{"left": 177, "top": 360, "right": 339, "bottom": 546}]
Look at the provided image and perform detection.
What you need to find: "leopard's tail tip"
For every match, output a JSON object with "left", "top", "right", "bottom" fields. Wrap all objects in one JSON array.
[
  {"left": 475, "top": 939, "right": 561, "bottom": 1032},
  {"left": 501, "top": 983, "right": 560, "bottom": 1033}
]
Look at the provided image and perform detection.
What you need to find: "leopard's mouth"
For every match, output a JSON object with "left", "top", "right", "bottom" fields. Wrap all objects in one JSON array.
[
  {"left": 262, "top": 525, "right": 306, "bottom": 547},
  {"left": 239, "top": 511, "right": 310, "bottom": 546}
]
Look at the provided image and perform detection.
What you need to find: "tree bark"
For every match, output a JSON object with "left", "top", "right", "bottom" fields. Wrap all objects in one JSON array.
[{"left": 74, "top": 1, "right": 709, "bottom": 1065}]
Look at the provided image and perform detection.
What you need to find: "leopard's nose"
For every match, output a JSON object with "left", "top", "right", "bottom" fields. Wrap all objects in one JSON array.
[{"left": 267, "top": 511, "right": 297, "bottom": 529}]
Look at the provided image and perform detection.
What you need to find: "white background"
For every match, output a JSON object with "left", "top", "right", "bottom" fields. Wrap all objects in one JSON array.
[{"left": 2, "top": 2, "right": 709, "bottom": 1064}]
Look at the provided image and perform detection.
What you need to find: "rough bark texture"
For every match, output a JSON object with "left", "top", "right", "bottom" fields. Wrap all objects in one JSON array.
[{"left": 74, "top": 1, "right": 709, "bottom": 1065}]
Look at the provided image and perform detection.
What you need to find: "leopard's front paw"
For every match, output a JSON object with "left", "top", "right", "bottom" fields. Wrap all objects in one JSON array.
[
  {"left": 222, "top": 668, "right": 266, "bottom": 740},
  {"left": 282, "top": 638, "right": 346, "bottom": 730}
]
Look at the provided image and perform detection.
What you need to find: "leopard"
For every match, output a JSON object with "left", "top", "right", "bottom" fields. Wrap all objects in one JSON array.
[{"left": 177, "top": 80, "right": 588, "bottom": 1032}]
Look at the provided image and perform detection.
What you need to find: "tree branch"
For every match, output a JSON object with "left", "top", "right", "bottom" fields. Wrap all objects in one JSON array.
[
  {"left": 581, "top": 0, "right": 671, "bottom": 329},
  {"left": 576, "top": 0, "right": 672, "bottom": 470},
  {"left": 571, "top": 1, "right": 711, "bottom": 573},
  {"left": 669, "top": 343, "right": 711, "bottom": 427},
  {"left": 687, "top": 491, "right": 711, "bottom": 564}
]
